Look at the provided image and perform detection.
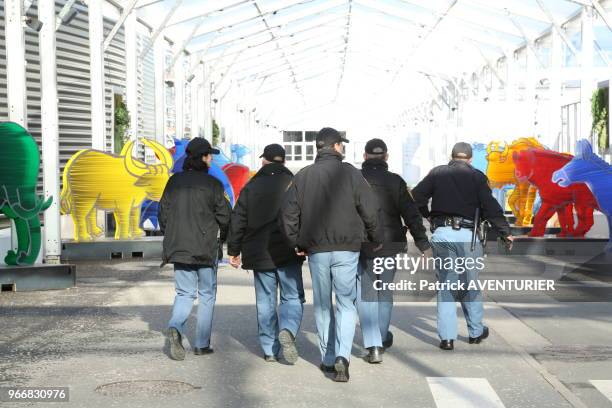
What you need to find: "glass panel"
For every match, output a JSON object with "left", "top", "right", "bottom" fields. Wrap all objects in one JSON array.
[
  {"left": 294, "top": 145, "right": 302, "bottom": 161},
  {"left": 305, "top": 131, "right": 317, "bottom": 141},
  {"left": 283, "top": 131, "right": 302, "bottom": 142}
]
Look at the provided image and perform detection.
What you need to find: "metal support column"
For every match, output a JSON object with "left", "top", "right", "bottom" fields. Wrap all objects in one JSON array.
[
  {"left": 5, "top": 0, "right": 27, "bottom": 125},
  {"left": 89, "top": 0, "right": 106, "bottom": 150},
  {"left": 175, "top": 51, "right": 185, "bottom": 139},
  {"left": 153, "top": 35, "right": 166, "bottom": 144},
  {"left": 549, "top": 29, "right": 563, "bottom": 149},
  {"left": 526, "top": 44, "right": 538, "bottom": 136},
  {"left": 202, "top": 62, "right": 213, "bottom": 140},
  {"left": 38, "top": 0, "right": 61, "bottom": 263},
  {"left": 191, "top": 69, "right": 201, "bottom": 137},
  {"left": 125, "top": 12, "right": 139, "bottom": 141},
  {"left": 580, "top": 6, "right": 595, "bottom": 142}
]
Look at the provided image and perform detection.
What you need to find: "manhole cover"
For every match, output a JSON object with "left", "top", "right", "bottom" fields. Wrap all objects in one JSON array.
[
  {"left": 96, "top": 380, "right": 199, "bottom": 397},
  {"left": 533, "top": 345, "right": 612, "bottom": 363}
]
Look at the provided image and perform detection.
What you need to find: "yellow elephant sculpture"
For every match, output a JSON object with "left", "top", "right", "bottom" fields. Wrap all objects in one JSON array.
[
  {"left": 60, "top": 139, "right": 173, "bottom": 241},
  {"left": 486, "top": 137, "right": 544, "bottom": 226}
]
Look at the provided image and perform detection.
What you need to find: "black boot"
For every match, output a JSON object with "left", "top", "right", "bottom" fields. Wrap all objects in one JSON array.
[
  {"left": 469, "top": 326, "right": 489, "bottom": 344},
  {"left": 333, "top": 357, "right": 350, "bottom": 382},
  {"left": 366, "top": 346, "right": 383, "bottom": 364},
  {"left": 194, "top": 347, "right": 214, "bottom": 355},
  {"left": 167, "top": 328, "right": 185, "bottom": 361},
  {"left": 382, "top": 331, "right": 394, "bottom": 350},
  {"left": 439, "top": 340, "right": 454, "bottom": 351},
  {"left": 279, "top": 329, "right": 299, "bottom": 364}
]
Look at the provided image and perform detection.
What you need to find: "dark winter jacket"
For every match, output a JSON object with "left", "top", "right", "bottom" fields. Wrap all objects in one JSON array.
[
  {"left": 280, "top": 149, "right": 383, "bottom": 254},
  {"left": 361, "top": 159, "right": 431, "bottom": 254},
  {"left": 227, "top": 162, "right": 303, "bottom": 270},
  {"left": 411, "top": 159, "right": 511, "bottom": 238},
  {"left": 158, "top": 169, "right": 231, "bottom": 266}
]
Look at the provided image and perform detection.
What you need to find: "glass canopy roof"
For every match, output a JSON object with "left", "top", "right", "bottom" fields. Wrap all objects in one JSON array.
[{"left": 130, "top": 0, "right": 606, "bottom": 129}]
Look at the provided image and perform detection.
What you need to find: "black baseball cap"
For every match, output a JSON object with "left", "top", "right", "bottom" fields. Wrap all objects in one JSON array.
[
  {"left": 315, "top": 127, "right": 349, "bottom": 149},
  {"left": 365, "top": 138, "right": 388, "bottom": 154},
  {"left": 259, "top": 143, "right": 285, "bottom": 162},
  {"left": 451, "top": 142, "right": 472, "bottom": 159},
  {"left": 186, "top": 137, "right": 220, "bottom": 156}
]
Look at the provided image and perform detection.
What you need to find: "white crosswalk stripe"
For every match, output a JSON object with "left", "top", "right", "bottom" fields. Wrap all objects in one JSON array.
[
  {"left": 427, "top": 377, "right": 506, "bottom": 408},
  {"left": 590, "top": 380, "right": 612, "bottom": 402}
]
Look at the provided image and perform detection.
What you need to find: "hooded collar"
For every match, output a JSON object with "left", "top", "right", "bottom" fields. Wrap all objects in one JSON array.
[
  {"left": 362, "top": 158, "right": 388, "bottom": 170},
  {"left": 254, "top": 162, "right": 293, "bottom": 178},
  {"left": 315, "top": 148, "right": 343, "bottom": 162}
]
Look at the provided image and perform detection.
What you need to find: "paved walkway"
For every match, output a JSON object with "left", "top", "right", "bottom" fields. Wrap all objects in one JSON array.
[{"left": 1, "top": 255, "right": 612, "bottom": 407}]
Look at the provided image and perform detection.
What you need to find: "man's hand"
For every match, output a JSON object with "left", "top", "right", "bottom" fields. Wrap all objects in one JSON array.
[
  {"left": 295, "top": 247, "right": 306, "bottom": 257},
  {"left": 229, "top": 255, "right": 241, "bottom": 268},
  {"left": 422, "top": 247, "right": 433, "bottom": 258},
  {"left": 372, "top": 243, "right": 383, "bottom": 253},
  {"left": 502, "top": 235, "right": 514, "bottom": 251}
]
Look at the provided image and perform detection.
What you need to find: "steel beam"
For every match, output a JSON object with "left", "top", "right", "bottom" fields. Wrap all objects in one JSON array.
[
  {"left": 103, "top": 0, "right": 139, "bottom": 51},
  {"left": 139, "top": 0, "right": 184, "bottom": 59},
  {"left": 5, "top": 0, "right": 27, "bottom": 125},
  {"left": 89, "top": 0, "right": 106, "bottom": 150},
  {"left": 38, "top": 0, "right": 61, "bottom": 263},
  {"left": 154, "top": 35, "right": 166, "bottom": 144}
]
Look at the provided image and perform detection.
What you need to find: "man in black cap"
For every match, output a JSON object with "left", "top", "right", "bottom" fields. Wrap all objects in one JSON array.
[
  {"left": 227, "top": 144, "right": 305, "bottom": 364},
  {"left": 280, "top": 127, "right": 383, "bottom": 382},
  {"left": 159, "top": 137, "right": 230, "bottom": 360},
  {"left": 357, "top": 138, "right": 431, "bottom": 364},
  {"left": 411, "top": 141, "right": 513, "bottom": 351}
]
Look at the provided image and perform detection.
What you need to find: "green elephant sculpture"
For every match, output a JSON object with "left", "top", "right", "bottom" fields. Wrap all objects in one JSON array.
[{"left": 0, "top": 122, "right": 52, "bottom": 265}]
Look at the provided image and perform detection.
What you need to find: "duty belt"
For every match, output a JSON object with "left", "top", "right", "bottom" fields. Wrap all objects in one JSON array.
[{"left": 430, "top": 216, "right": 475, "bottom": 233}]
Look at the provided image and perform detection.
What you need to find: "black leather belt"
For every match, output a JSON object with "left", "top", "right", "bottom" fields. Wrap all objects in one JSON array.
[{"left": 430, "top": 216, "right": 475, "bottom": 232}]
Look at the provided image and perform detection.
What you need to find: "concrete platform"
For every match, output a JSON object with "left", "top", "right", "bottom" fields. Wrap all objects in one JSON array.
[
  {"left": 61, "top": 237, "right": 163, "bottom": 261},
  {"left": 0, "top": 263, "right": 76, "bottom": 291}
]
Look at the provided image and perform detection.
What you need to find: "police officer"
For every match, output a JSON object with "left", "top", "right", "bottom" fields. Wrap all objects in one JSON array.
[
  {"left": 227, "top": 144, "right": 305, "bottom": 364},
  {"left": 280, "top": 127, "right": 383, "bottom": 382},
  {"left": 410, "top": 142, "right": 513, "bottom": 351},
  {"left": 357, "top": 138, "right": 431, "bottom": 363}
]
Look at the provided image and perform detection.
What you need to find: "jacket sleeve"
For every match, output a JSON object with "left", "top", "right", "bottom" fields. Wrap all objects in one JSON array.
[
  {"left": 397, "top": 178, "right": 431, "bottom": 251},
  {"left": 227, "top": 185, "right": 248, "bottom": 256},
  {"left": 158, "top": 176, "right": 174, "bottom": 233},
  {"left": 477, "top": 173, "right": 511, "bottom": 237},
  {"left": 214, "top": 183, "right": 232, "bottom": 243},
  {"left": 279, "top": 180, "right": 300, "bottom": 249},
  {"left": 354, "top": 171, "right": 384, "bottom": 244},
  {"left": 410, "top": 170, "right": 435, "bottom": 218}
]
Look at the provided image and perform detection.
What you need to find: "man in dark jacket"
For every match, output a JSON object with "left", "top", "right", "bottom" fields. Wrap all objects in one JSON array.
[
  {"left": 227, "top": 144, "right": 305, "bottom": 364},
  {"left": 158, "top": 138, "right": 231, "bottom": 361},
  {"left": 411, "top": 142, "right": 513, "bottom": 351},
  {"left": 280, "top": 127, "right": 383, "bottom": 382},
  {"left": 357, "top": 138, "right": 431, "bottom": 364}
]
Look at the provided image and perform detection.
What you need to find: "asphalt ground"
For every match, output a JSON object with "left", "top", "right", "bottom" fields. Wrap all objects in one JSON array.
[{"left": 1, "top": 253, "right": 611, "bottom": 408}]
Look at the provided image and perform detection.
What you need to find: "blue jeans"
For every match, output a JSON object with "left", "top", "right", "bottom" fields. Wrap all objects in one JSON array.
[
  {"left": 308, "top": 251, "right": 359, "bottom": 366},
  {"left": 168, "top": 263, "right": 217, "bottom": 348},
  {"left": 254, "top": 263, "right": 305, "bottom": 356},
  {"left": 432, "top": 226, "right": 484, "bottom": 340},
  {"left": 357, "top": 258, "right": 395, "bottom": 348}
]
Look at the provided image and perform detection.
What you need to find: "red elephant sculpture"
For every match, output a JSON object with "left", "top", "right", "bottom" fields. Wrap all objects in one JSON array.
[{"left": 513, "top": 149, "right": 599, "bottom": 237}]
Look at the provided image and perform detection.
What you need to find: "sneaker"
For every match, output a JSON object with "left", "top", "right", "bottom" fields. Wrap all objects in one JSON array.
[
  {"left": 333, "top": 357, "right": 350, "bottom": 382},
  {"left": 278, "top": 329, "right": 299, "bottom": 364}
]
